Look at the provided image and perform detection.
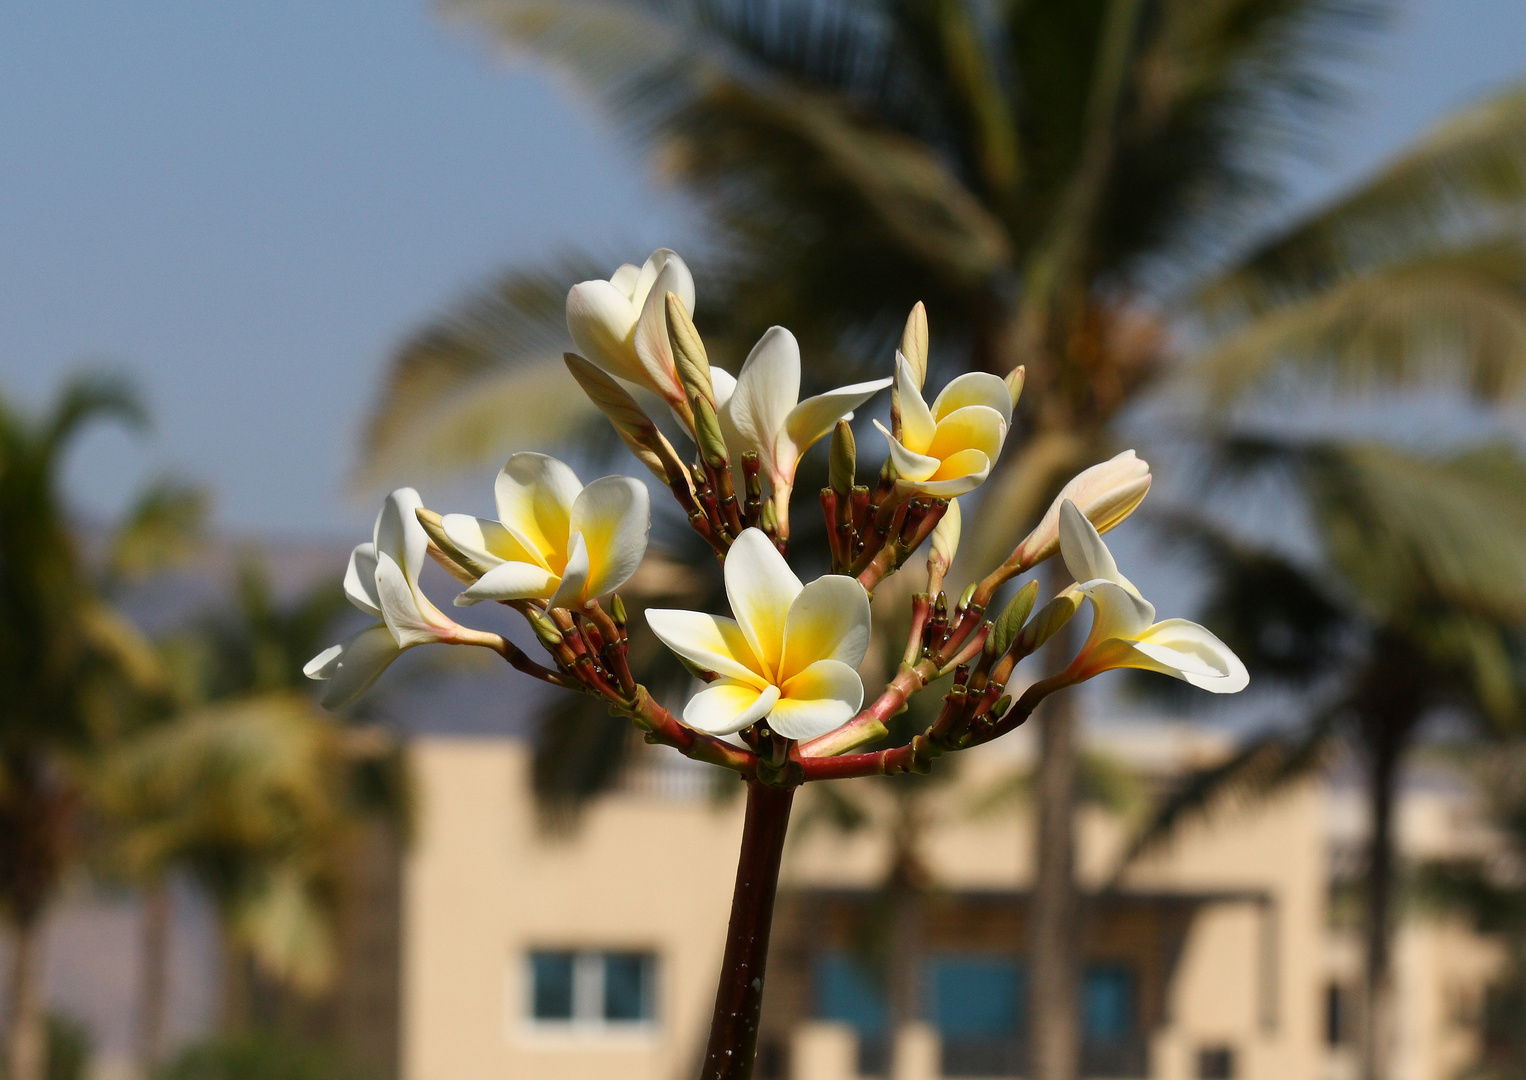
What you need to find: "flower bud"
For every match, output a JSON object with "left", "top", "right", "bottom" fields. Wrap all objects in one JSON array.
[
  {"left": 610, "top": 593, "right": 627, "bottom": 628},
  {"left": 526, "top": 607, "right": 565, "bottom": 648},
  {"left": 900, "top": 301, "right": 928, "bottom": 390},
  {"left": 414, "top": 507, "right": 487, "bottom": 584},
  {"left": 926, "top": 497, "right": 961, "bottom": 583},
  {"left": 565, "top": 353, "right": 688, "bottom": 483},
  {"left": 1011, "top": 450, "right": 1152, "bottom": 570},
  {"left": 829, "top": 420, "right": 856, "bottom": 495},
  {"left": 692, "top": 394, "right": 730, "bottom": 471},
  {"left": 666, "top": 291, "right": 715, "bottom": 410},
  {"left": 1004, "top": 365, "right": 1026, "bottom": 408}
]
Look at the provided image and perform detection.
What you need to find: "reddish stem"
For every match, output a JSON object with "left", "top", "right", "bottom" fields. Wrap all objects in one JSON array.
[{"left": 699, "top": 782, "right": 795, "bottom": 1080}]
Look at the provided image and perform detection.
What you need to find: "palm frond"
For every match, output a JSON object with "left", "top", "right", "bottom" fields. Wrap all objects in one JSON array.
[
  {"left": 41, "top": 371, "right": 148, "bottom": 460},
  {"left": 1205, "top": 79, "right": 1526, "bottom": 307},
  {"left": 1194, "top": 234, "right": 1526, "bottom": 403},
  {"left": 106, "top": 478, "right": 210, "bottom": 586}
]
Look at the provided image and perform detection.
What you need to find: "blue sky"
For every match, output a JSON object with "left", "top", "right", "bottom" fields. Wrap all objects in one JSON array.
[{"left": 2, "top": 0, "right": 1523, "bottom": 539}]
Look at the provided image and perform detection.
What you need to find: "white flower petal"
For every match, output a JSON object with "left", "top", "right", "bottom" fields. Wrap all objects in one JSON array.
[
  {"left": 1059, "top": 500, "right": 1126, "bottom": 587},
  {"left": 376, "top": 552, "right": 450, "bottom": 647},
  {"left": 779, "top": 575, "right": 872, "bottom": 683},
  {"left": 725, "top": 528, "right": 803, "bottom": 678},
  {"left": 548, "top": 531, "right": 592, "bottom": 609},
  {"left": 782, "top": 377, "right": 892, "bottom": 466},
  {"left": 931, "top": 371, "right": 1014, "bottom": 425},
  {"left": 374, "top": 488, "right": 430, "bottom": 588},
  {"left": 343, "top": 543, "right": 382, "bottom": 617},
  {"left": 304, "top": 642, "right": 344, "bottom": 681},
  {"left": 315, "top": 624, "right": 402, "bottom": 709},
  {"left": 876, "top": 420, "right": 940, "bottom": 482},
  {"left": 455, "top": 560, "right": 560, "bottom": 606},
  {"left": 630, "top": 249, "right": 693, "bottom": 312},
  {"left": 609, "top": 262, "right": 642, "bottom": 300},
  {"left": 895, "top": 353, "right": 937, "bottom": 453},
  {"left": 494, "top": 453, "right": 583, "bottom": 567},
  {"left": 1133, "top": 619, "right": 1250, "bottom": 692},
  {"left": 569, "top": 475, "right": 651, "bottom": 599},
  {"left": 645, "top": 609, "right": 768, "bottom": 686},
  {"left": 566, "top": 279, "right": 640, "bottom": 381},
  {"left": 709, "top": 366, "right": 737, "bottom": 409},
  {"left": 771, "top": 659, "right": 864, "bottom": 740},
  {"left": 631, "top": 257, "right": 693, "bottom": 403},
  {"left": 683, "top": 680, "right": 779, "bottom": 736},
  {"left": 726, "top": 327, "right": 801, "bottom": 479}
]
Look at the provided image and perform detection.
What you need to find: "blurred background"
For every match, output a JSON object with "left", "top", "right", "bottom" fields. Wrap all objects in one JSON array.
[{"left": 4, "top": 2, "right": 1526, "bottom": 1080}]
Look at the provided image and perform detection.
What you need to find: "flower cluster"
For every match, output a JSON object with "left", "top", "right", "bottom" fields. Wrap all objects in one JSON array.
[{"left": 306, "top": 249, "right": 1246, "bottom": 776}]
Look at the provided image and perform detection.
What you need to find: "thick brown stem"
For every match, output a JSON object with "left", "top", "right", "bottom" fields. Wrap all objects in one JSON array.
[
  {"left": 7, "top": 916, "right": 45, "bottom": 1080},
  {"left": 699, "top": 782, "right": 795, "bottom": 1080},
  {"left": 138, "top": 879, "right": 171, "bottom": 1070},
  {"left": 1030, "top": 602, "right": 1081, "bottom": 1080}
]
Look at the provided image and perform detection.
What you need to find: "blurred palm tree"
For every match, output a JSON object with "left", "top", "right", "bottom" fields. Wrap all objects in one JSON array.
[
  {"left": 0, "top": 375, "right": 195, "bottom": 1080},
  {"left": 1123, "top": 438, "right": 1526, "bottom": 1080},
  {"left": 361, "top": 4, "right": 1526, "bottom": 1076},
  {"left": 95, "top": 558, "right": 407, "bottom": 1069}
]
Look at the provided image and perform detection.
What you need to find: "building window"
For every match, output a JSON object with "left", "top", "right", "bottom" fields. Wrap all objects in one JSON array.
[
  {"left": 526, "top": 950, "right": 655, "bottom": 1027},
  {"left": 1082, "top": 966, "right": 1134, "bottom": 1045},
  {"left": 813, "top": 952, "right": 889, "bottom": 1076},
  {"left": 1197, "top": 1045, "right": 1236, "bottom": 1079},
  {"left": 1325, "top": 982, "right": 1351, "bottom": 1046},
  {"left": 929, "top": 955, "right": 1025, "bottom": 1078}
]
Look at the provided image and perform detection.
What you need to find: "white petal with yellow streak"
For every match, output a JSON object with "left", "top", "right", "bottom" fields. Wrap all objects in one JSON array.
[
  {"left": 771, "top": 659, "right": 864, "bottom": 740},
  {"left": 566, "top": 278, "right": 640, "bottom": 381},
  {"left": 876, "top": 421, "right": 940, "bottom": 482},
  {"left": 569, "top": 475, "right": 651, "bottom": 599},
  {"left": 548, "top": 532, "right": 592, "bottom": 610},
  {"left": 644, "top": 609, "right": 768, "bottom": 686},
  {"left": 779, "top": 576, "right": 871, "bottom": 683},
  {"left": 725, "top": 327, "right": 800, "bottom": 481},
  {"left": 895, "top": 354, "right": 937, "bottom": 452},
  {"left": 782, "top": 377, "right": 892, "bottom": 465},
  {"left": 926, "top": 405, "right": 1006, "bottom": 463},
  {"left": 684, "top": 680, "right": 780, "bottom": 736},
  {"left": 494, "top": 453, "right": 582, "bottom": 567},
  {"left": 455, "top": 560, "right": 560, "bottom": 606},
  {"left": 441, "top": 514, "right": 544, "bottom": 569},
  {"left": 725, "top": 528, "right": 802, "bottom": 677},
  {"left": 1133, "top": 619, "right": 1249, "bottom": 692}
]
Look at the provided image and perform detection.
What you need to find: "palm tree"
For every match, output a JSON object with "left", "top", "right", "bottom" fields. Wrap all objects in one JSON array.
[
  {"left": 360, "top": 5, "right": 1526, "bottom": 1076},
  {"left": 95, "top": 557, "right": 407, "bottom": 1068},
  {"left": 0, "top": 374, "right": 188, "bottom": 1080},
  {"left": 1122, "top": 437, "right": 1526, "bottom": 1080}
]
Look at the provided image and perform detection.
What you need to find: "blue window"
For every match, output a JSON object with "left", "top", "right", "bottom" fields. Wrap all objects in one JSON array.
[
  {"left": 1082, "top": 966, "right": 1134, "bottom": 1044},
  {"left": 929, "top": 956, "right": 1024, "bottom": 1036},
  {"left": 526, "top": 950, "right": 656, "bottom": 1026},
  {"left": 813, "top": 953, "right": 888, "bottom": 1035}
]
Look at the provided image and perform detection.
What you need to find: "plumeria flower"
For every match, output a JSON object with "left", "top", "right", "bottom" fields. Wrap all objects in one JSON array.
[
  {"left": 1057, "top": 500, "right": 1248, "bottom": 693},
  {"left": 441, "top": 453, "right": 650, "bottom": 610},
  {"left": 712, "top": 326, "right": 890, "bottom": 533},
  {"left": 875, "top": 355, "right": 1012, "bottom": 496},
  {"left": 1013, "top": 450, "right": 1152, "bottom": 568},
  {"left": 646, "top": 529, "right": 871, "bottom": 739},
  {"left": 566, "top": 249, "right": 695, "bottom": 419},
  {"left": 305, "top": 488, "right": 462, "bottom": 708}
]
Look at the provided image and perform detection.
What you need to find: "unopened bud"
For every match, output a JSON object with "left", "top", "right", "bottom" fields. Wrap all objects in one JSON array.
[
  {"left": 1004, "top": 365, "right": 1026, "bottom": 408},
  {"left": 829, "top": 420, "right": 856, "bottom": 495},
  {"left": 565, "top": 353, "right": 687, "bottom": 482},
  {"left": 667, "top": 292, "right": 715, "bottom": 409},
  {"left": 985, "top": 579, "right": 1040, "bottom": 658},
  {"left": 692, "top": 395, "right": 729, "bottom": 470},
  {"left": 610, "top": 594, "right": 627, "bottom": 628},
  {"left": 958, "top": 583, "right": 976, "bottom": 610},
  {"left": 415, "top": 507, "right": 486, "bottom": 583},
  {"left": 900, "top": 301, "right": 928, "bottom": 390},
  {"left": 526, "top": 607, "right": 565, "bottom": 649},
  {"left": 1012, "top": 450, "right": 1152, "bottom": 570},
  {"left": 991, "top": 695, "right": 1012, "bottom": 719},
  {"left": 926, "top": 498, "right": 961, "bottom": 578}
]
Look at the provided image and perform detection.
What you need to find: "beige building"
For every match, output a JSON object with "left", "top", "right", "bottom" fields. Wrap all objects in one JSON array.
[{"left": 399, "top": 721, "right": 1505, "bottom": 1080}]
